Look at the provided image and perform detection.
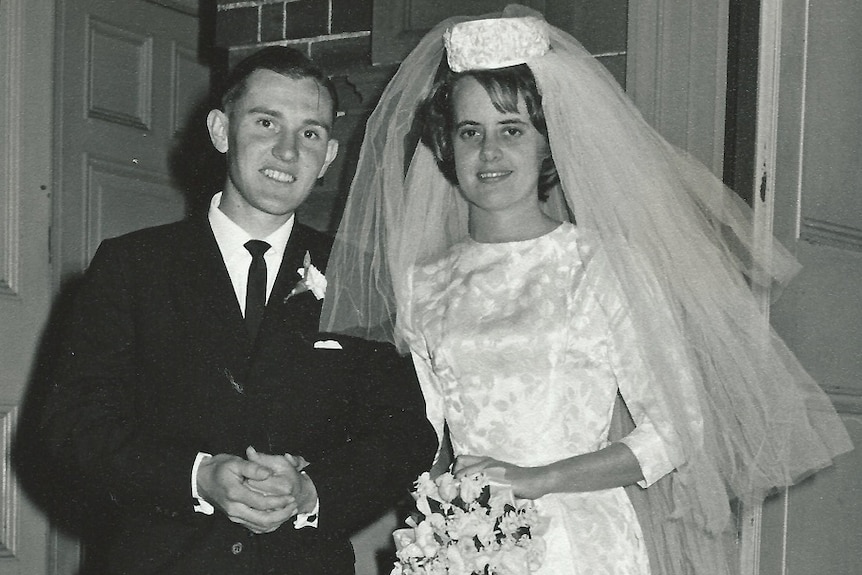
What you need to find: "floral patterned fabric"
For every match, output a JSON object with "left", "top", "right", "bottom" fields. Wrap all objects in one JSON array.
[{"left": 404, "top": 223, "right": 679, "bottom": 574}]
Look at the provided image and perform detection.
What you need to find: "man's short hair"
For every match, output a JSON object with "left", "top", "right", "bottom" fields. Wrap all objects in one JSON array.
[{"left": 217, "top": 46, "right": 338, "bottom": 118}]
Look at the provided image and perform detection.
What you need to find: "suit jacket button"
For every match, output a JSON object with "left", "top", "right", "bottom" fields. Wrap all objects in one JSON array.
[{"left": 231, "top": 542, "right": 243, "bottom": 555}]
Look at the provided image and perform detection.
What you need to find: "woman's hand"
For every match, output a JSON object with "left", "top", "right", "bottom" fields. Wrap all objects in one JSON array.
[
  {"left": 455, "top": 443, "right": 646, "bottom": 498},
  {"left": 453, "top": 454, "right": 549, "bottom": 500}
]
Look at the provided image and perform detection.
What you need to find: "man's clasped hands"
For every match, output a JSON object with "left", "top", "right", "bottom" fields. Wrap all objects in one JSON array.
[{"left": 196, "top": 446, "right": 317, "bottom": 534}]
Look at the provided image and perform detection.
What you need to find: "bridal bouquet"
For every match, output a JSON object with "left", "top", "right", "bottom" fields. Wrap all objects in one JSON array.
[{"left": 390, "top": 471, "right": 546, "bottom": 575}]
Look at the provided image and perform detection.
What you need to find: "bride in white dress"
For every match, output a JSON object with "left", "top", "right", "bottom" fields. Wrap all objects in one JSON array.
[
  {"left": 401, "top": 67, "right": 671, "bottom": 573},
  {"left": 321, "top": 7, "right": 851, "bottom": 575},
  {"left": 405, "top": 223, "right": 669, "bottom": 574}
]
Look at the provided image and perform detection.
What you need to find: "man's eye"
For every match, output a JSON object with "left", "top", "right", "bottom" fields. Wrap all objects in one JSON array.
[
  {"left": 303, "top": 129, "right": 321, "bottom": 139},
  {"left": 257, "top": 118, "right": 274, "bottom": 129}
]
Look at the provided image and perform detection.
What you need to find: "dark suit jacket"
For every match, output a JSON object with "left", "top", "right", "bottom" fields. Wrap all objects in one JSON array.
[{"left": 41, "top": 216, "right": 435, "bottom": 575}]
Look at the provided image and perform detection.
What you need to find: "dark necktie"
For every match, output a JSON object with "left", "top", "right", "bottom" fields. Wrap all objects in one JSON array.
[{"left": 244, "top": 239, "right": 271, "bottom": 339}]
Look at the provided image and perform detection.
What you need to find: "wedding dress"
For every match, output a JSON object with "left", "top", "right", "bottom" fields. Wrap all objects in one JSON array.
[{"left": 403, "top": 223, "right": 678, "bottom": 574}]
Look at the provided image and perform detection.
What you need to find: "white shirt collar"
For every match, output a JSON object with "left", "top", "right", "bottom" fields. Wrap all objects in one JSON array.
[
  {"left": 207, "top": 192, "right": 295, "bottom": 310},
  {"left": 208, "top": 192, "right": 294, "bottom": 256}
]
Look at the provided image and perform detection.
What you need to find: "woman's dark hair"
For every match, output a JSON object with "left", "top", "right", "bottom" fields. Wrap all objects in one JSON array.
[
  {"left": 218, "top": 46, "right": 338, "bottom": 118},
  {"left": 418, "top": 63, "right": 559, "bottom": 201}
]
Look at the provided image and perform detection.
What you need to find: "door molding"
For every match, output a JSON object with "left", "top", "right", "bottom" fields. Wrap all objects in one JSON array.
[
  {"left": 749, "top": 0, "right": 850, "bottom": 570},
  {"left": 1, "top": 0, "right": 55, "bottom": 573},
  {"left": 626, "top": 2, "right": 768, "bottom": 573},
  {"left": 0, "top": 0, "right": 24, "bottom": 298},
  {"left": 626, "top": 0, "right": 730, "bottom": 175}
]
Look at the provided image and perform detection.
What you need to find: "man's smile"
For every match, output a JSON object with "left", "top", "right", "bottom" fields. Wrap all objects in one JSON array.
[{"left": 262, "top": 168, "right": 297, "bottom": 183}]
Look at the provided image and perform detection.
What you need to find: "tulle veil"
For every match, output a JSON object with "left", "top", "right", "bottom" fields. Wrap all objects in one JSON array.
[{"left": 320, "top": 5, "right": 852, "bottom": 574}]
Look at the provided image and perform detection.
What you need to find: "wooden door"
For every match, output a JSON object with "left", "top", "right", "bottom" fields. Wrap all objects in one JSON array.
[
  {"left": 53, "top": 0, "right": 212, "bottom": 288},
  {"left": 48, "top": 0, "right": 211, "bottom": 571},
  {"left": 0, "top": 1, "right": 55, "bottom": 574},
  {"left": 750, "top": 0, "right": 862, "bottom": 573}
]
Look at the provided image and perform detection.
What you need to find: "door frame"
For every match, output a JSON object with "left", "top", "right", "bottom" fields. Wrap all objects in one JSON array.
[
  {"left": 741, "top": 0, "right": 786, "bottom": 568},
  {"left": 626, "top": 0, "right": 730, "bottom": 175},
  {"left": 627, "top": 1, "right": 769, "bottom": 572},
  {"left": 1, "top": 0, "right": 56, "bottom": 574},
  {"left": 748, "top": 0, "right": 862, "bottom": 569}
]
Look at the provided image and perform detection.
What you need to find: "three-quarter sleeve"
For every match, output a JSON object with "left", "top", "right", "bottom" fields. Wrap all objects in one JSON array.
[
  {"left": 400, "top": 267, "right": 447, "bottom": 466},
  {"left": 410, "top": 352, "right": 447, "bottom": 466},
  {"left": 597, "top": 257, "right": 685, "bottom": 488}
]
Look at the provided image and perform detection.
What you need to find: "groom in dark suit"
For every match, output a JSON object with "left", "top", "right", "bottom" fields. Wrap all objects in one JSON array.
[{"left": 41, "top": 46, "right": 435, "bottom": 575}]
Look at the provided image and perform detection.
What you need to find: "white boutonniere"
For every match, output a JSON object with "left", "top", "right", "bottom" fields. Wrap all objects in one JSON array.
[{"left": 285, "top": 251, "right": 327, "bottom": 302}]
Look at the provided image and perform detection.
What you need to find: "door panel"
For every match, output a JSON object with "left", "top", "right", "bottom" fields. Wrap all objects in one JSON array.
[
  {"left": 49, "top": 1, "right": 210, "bottom": 572},
  {"left": 760, "top": 417, "right": 862, "bottom": 575},
  {"left": 54, "top": 0, "right": 211, "bottom": 286},
  {"left": 84, "top": 156, "right": 185, "bottom": 256},
  {"left": 755, "top": 0, "right": 862, "bottom": 572}
]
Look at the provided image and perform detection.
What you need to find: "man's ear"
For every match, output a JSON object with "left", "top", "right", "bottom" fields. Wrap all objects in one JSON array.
[
  {"left": 317, "top": 139, "right": 339, "bottom": 178},
  {"left": 207, "top": 109, "right": 229, "bottom": 154}
]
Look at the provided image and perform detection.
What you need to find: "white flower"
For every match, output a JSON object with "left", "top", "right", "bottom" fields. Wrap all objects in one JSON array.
[
  {"left": 415, "top": 495, "right": 433, "bottom": 518},
  {"left": 445, "top": 544, "right": 473, "bottom": 575},
  {"left": 298, "top": 251, "right": 327, "bottom": 299},
  {"left": 435, "top": 472, "right": 460, "bottom": 503},
  {"left": 449, "top": 509, "right": 494, "bottom": 544},
  {"left": 414, "top": 519, "right": 442, "bottom": 557},
  {"left": 414, "top": 471, "right": 438, "bottom": 499},
  {"left": 458, "top": 472, "right": 486, "bottom": 504},
  {"left": 393, "top": 528, "right": 416, "bottom": 552},
  {"left": 495, "top": 545, "right": 530, "bottom": 575},
  {"left": 286, "top": 251, "right": 327, "bottom": 301},
  {"left": 427, "top": 511, "right": 447, "bottom": 536},
  {"left": 395, "top": 541, "right": 423, "bottom": 561}
]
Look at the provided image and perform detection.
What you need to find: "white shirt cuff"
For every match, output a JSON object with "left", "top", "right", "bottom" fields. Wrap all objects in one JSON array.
[
  {"left": 293, "top": 473, "right": 319, "bottom": 529},
  {"left": 191, "top": 452, "right": 215, "bottom": 515}
]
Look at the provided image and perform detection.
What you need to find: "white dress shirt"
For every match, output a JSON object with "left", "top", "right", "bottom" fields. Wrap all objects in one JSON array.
[
  {"left": 191, "top": 193, "right": 319, "bottom": 528},
  {"left": 208, "top": 192, "right": 293, "bottom": 314}
]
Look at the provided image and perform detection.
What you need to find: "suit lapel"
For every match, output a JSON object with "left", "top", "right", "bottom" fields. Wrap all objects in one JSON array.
[
  {"left": 269, "top": 225, "right": 306, "bottom": 306},
  {"left": 175, "top": 218, "right": 249, "bottom": 352},
  {"left": 173, "top": 218, "right": 325, "bottom": 356},
  {"left": 258, "top": 224, "right": 324, "bottom": 344}
]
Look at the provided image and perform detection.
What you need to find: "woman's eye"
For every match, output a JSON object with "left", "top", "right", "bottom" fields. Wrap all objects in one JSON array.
[
  {"left": 504, "top": 127, "right": 522, "bottom": 137},
  {"left": 458, "top": 128, "right": 479, "bottom": 140}
]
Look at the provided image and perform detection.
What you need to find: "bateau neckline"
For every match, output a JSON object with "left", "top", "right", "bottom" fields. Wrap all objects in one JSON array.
[{"left": 467, "top": 222, "right": 570, "bottom": 246}]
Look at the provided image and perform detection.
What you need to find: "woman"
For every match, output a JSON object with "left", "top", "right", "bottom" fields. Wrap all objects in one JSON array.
[
  {"left": 322, "top": 6, "right": 851, "bottom": 574},
  {"left": 406, "top": 63, "right": 676, "bottom": 573}
]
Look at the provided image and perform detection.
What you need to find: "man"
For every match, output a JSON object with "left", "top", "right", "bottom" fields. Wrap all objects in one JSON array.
[{"left": 41, "top": 46, "right": 435, "bottom": 574}]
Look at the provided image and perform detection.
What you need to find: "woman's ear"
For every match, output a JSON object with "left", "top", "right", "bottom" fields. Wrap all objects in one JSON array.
[{"left": 206, "top": 109, "right": 230, "bottom": 154}]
